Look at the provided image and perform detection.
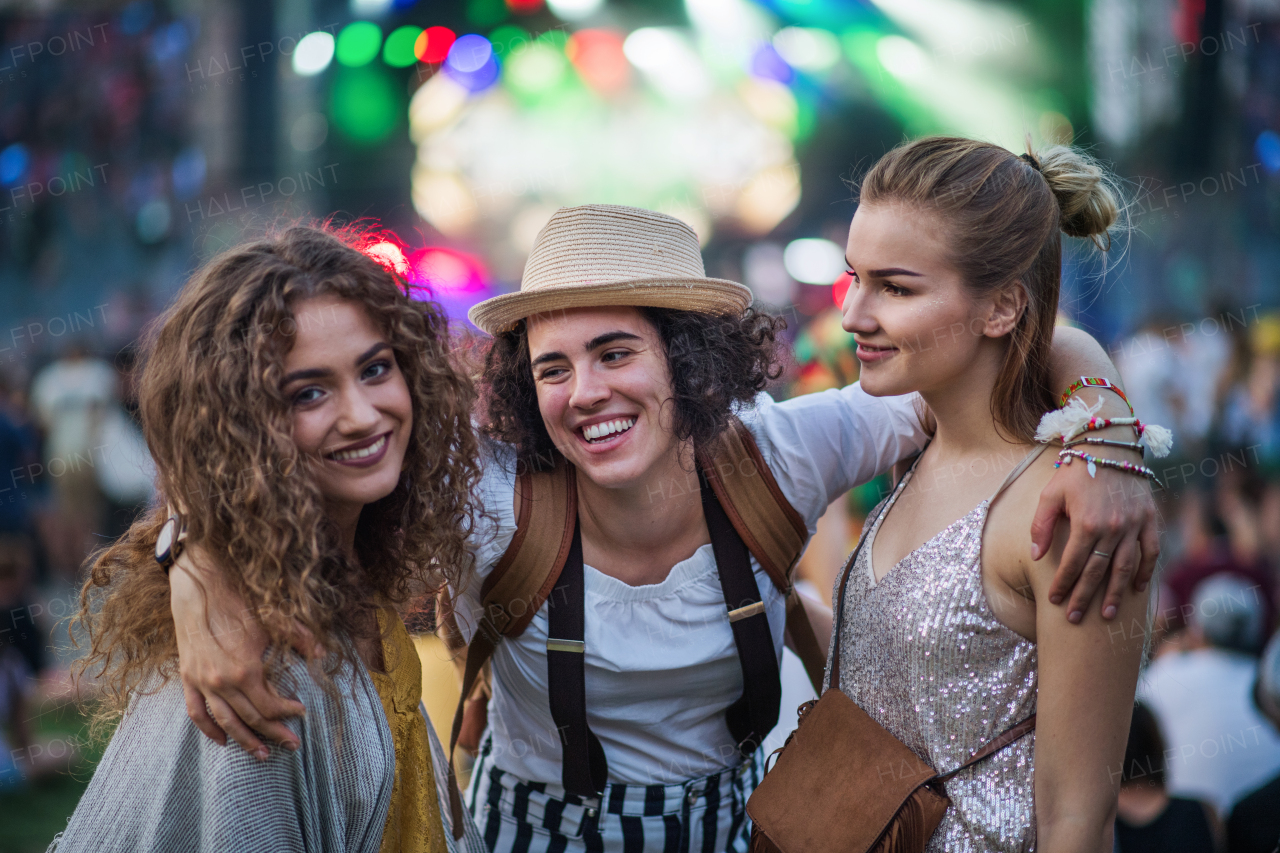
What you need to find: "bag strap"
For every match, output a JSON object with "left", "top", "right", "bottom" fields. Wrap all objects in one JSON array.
[
  {"left": 697, "top": 417, "right": 826, "bottom": 692},
  {"left": 701, "top": 465, "right": 783, "bottom": 759},
  {"left": 937, "top": 715, "right": 1037, "bottom": 782},
  {"left": 825, "top": 444, "right": 1036, "bottom": 782},
  {"left": 546, "top": 521, "right": 609, "bottom": 798},
  {"left": 828, "top": 479, "right": 902, "bottom": 693},
  {"left": 696, "top": 418, "right": 808, "bottom": 591},
  {"left": 443, "top": 456, "right": 577, "bottom": 838}
]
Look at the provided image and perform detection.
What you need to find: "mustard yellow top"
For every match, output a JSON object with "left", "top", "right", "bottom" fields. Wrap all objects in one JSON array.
[{"left": 369, "top": 609, "right": 449, "bottom": 853}]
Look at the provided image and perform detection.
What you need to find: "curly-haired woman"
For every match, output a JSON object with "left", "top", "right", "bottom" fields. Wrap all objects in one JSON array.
[
  {"left": 51, "top": 226, "right": 488, "bottom": 853},
  {"left": 166, "top": 205, "right": 1159, "bottom": 852}
]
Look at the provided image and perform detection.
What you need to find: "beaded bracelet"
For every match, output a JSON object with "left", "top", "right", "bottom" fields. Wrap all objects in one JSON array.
[
  {"left": 1060, "top": 376, "right": 1133, "bottom": 414},
  {"left": 1036, "top": 394, "right": 1174, "bottom": 458},
  {"left": 1055, "top": 448, "right": 1164, "bottom": 488},
  {"left": 1064, "top": 437, "right": 1145, "bottom": 454}
]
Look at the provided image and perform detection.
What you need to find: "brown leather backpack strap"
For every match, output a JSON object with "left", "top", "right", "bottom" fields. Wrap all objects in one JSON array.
[
  {"left": 479, "top": 455, "right": 577, "bottom": 637},
  {"left": 445, "top": 456, "right": 578, "bottom": 837},
  {"left": 698, "top": 418, "right": 808, "bottom": 592},
  {"left": 446, "top": 627, "right": 497, "bottom": 838},
  {"left": 784, "top": 590, "right": 826, "bottom": 692},
  {"left": 936, "top": 714, "right": 1037, "bottom": 783}
]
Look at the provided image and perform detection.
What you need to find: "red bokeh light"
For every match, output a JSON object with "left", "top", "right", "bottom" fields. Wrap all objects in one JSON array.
[
  {"left": 506, "top": 0, "right": 544, "bottom": 13},
  {"left": 361, "top": 240, "right": 411, "bottom": 281},
  {"left": 415, "top": 26, "right": 457, "bottom": 64},
  {"left": 832, "top": 270, "right": 853, "bottom": 308},
  {"left": 565, "top": 30, "right": 630, "bottom": 95}
]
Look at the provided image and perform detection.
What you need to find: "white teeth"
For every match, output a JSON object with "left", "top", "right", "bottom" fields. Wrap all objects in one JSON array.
[
  {"left": 330, "top": 435, "right": 387, "bottom": 461},
  {"left": 583, "top": 418, "right": 636, "bottom": 442}
]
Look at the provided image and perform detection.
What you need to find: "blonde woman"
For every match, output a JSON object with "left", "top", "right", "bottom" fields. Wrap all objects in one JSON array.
[{"left": 831, "top": 138, "right": 1152, "bottom": 851}]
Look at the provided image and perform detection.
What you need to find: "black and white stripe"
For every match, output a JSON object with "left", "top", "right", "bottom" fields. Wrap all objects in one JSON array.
[{"left": 466, "top": 735, "right": 764, "bottom": 853}]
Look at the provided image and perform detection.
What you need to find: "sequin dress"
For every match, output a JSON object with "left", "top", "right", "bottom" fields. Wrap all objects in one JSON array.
[{"left": 829, "top": 447, "right": 1044, "bottom": 852}]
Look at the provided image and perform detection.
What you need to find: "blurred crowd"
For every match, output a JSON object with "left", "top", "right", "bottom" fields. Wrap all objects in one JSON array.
[{"left": 0, "top": 339, "right": 153, "bottom": 794}]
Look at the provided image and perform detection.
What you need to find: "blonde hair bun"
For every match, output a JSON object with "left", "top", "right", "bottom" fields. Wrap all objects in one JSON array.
[{"left": 1032, "top": 145, "right": 1121, "bottom": 247}]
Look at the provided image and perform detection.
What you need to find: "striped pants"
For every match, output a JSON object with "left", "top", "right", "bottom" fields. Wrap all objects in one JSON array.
[{"left": 466, "top": 735, "right": 764, "bottom": 853}]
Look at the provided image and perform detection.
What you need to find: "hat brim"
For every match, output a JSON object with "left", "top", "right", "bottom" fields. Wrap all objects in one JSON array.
[{"left": 467, "top": 277, "right": 753, "bottom": 335}]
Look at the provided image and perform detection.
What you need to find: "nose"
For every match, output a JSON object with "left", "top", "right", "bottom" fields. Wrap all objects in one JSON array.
[
  {"left": 567, "top": 363, "right": 610, "bottom": 411},
  {"left": 335, "top": 383, "right": 381, "bottom": 435},
  {"left": 840, "top": 279, "right": 879, "bottom": 336}
]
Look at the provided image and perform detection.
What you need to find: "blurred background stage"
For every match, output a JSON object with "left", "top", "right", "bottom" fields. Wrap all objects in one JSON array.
[{"left": 0, "top": 0, "right": 1279, "bottom": 850}]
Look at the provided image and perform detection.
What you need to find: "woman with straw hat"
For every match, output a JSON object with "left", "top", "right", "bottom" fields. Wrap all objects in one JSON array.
[{"left": 165, "top": 204, "right": 1157, "bottom": 852}]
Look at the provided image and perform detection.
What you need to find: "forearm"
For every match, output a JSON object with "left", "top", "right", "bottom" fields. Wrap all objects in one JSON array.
[{"left": 1036, "top": 813, "right": 1116, "bottom": 853}]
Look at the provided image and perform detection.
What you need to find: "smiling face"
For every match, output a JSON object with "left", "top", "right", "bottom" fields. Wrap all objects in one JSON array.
[
  {"left": 840, "top": 202, "right": 1022, "bottom": 398},
  {"left": 526, "top": 306, "right": 680, "bottom": 490},
  {"left": 281, "top": 294, "right": 413, "bottom": 530}
]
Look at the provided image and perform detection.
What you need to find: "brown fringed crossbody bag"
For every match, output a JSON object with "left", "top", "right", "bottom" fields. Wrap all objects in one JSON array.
[{"left": 745, "top": 494, "right": 1036, "bottom": 853}]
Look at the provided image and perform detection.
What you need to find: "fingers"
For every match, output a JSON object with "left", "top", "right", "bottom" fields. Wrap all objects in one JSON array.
[
  {"left": 1136, "top": 515, "right": 1161, "bottom": 592},
  {"left": 289, "top": 621, "right": 325, "bottom": 661},
  {"left": 1063, "top": 531, "right": 1123, "bottom": 624},
  {"left": 1099, "top": 530, "right": 1140, "bottom": 621},
  {"left": 183, "top": 682, "right": 226, "bottom": 746},
  {"left": 236, "top": 673, "right": 305, "bottom": 747},
  {"left": 1029, "top": 482, "right": 1066, "bottom": 564},
  {"left": 204, "top": 693, "right": 268, "bottom": 760}
]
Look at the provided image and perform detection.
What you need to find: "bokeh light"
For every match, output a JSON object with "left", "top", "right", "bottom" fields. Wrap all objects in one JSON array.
[
  {"left": 292, "top": 31, "right": 335, "bottom": 76},
  {"left": 548, "top": 0, "right": 604, "bottom": 20},
  {"left": 783, "top": 238, "right": 844, "bottom": 284},
  {"left": 444, "top": 34, "right": 500, "bottom": 91},
  {"left": 415, "top": 26, "right": 457, "bottom": 63},
  {"left": 566, "top": 30, "right": 629, "bottom": 94},
  {"left": 331, "top": 66, "right": 400, "bottom": 143},
  {"left": 336, "top": 21, "right": 383, "bottom": 67},
  {"left": 383, "top": 25, "right": 424, "bottom": 68}
]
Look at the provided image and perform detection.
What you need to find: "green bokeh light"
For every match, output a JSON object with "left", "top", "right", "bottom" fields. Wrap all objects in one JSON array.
[
  {"left": 536, "top": 29, "right": 568, "bottom": 50},
  {"left": 489, "top": 25, "right": 530, "bottom": 59},
  {"left": 336, "top": 21, "right": 383, "bottom": 68},
  {"left": 330, "top": 66, "right": 401, "bottom": 144},
  {"left": 383, "top": 25, "right": 424, "bottom": 68},
  {"left": 468, "top": 0, "right": 508, "bottom": 28},
  {"left": 504, "top": 42, "right": 569, "bottom": 100}
]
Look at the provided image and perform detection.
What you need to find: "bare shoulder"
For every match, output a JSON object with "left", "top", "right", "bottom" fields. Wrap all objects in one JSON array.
[{"left": 983, "top": 446, "right": 1061, "bottom": 589}]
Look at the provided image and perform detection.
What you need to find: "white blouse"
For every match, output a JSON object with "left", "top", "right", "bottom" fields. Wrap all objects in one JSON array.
[{"left": 453, "top": 384, "right": 928, "bottom": 785}]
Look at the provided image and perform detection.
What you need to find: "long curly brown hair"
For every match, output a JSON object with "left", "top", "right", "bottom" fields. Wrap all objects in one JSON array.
[
  {"left": 76, "top": 223, "right": 482, "bottom": 716},
  {"left": 480, "top": 306, "right": 787, "bottom": 467}
]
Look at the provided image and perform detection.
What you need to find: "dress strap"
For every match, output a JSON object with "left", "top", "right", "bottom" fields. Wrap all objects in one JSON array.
[{"left": 988, "top": 445, "right": 1049, "bottom": 503}]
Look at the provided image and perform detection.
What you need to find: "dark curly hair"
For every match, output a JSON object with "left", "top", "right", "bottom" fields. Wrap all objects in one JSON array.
[{"left": 480, "top": 306, "right": 787, "bottom": 466}]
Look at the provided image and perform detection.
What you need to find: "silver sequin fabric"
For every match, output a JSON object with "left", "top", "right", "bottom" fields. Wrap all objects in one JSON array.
[{"left": 828, "top": 460, "right": 1039, "bottom": 853}]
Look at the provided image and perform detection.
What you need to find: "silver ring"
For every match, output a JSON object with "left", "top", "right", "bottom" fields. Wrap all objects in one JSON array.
[{"left": 1092, "top": 550, "right": 1111, "bottom": 559}]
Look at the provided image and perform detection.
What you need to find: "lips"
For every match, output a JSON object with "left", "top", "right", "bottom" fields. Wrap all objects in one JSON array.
[{"left": 855, "top": 342, "right": 898, "bottom": 363}]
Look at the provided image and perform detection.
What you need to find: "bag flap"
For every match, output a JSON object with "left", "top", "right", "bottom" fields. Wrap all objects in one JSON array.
[
  {"left": 747, "top": 690, "right": 943, "bottom": 853},
  {"left": 698, "top": 418, "right": 808, "bottom": 592},
  {"left": 479, "top": 454, "right": 577, "bottom": 637}
]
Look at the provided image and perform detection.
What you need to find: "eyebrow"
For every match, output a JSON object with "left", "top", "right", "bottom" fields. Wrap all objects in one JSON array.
[
  {"left": 281, "top": 342, "right": 391, "bottom": 385},
  {"left": 530, "top": 331, "right": 643, "bottom": 368},
  {"left": 844, "top": 258, "right": 924, "bottom": 279}
]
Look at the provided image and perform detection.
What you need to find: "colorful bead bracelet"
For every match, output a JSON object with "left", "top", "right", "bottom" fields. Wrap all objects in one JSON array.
[{"left": 1055, "top": 448, "right": 1164, "bottom": 488}]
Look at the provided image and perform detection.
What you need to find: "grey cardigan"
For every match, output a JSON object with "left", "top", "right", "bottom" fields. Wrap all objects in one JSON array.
[{"left": 49, "top": 655, "right": 486, "bottom": 853}]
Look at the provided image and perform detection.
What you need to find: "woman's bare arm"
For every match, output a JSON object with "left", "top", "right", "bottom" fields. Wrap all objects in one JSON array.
[
  {"left": 1039, "top": 326, "right": 1160, "bottom": 622},
  {"left": 1025, "top": 510, "right": 1148, "bottom": 852}
]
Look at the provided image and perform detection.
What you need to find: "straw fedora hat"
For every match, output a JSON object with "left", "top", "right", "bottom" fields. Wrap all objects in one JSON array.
[{"left": 468, "top": 204, "right": 752, "bottom": 335}]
